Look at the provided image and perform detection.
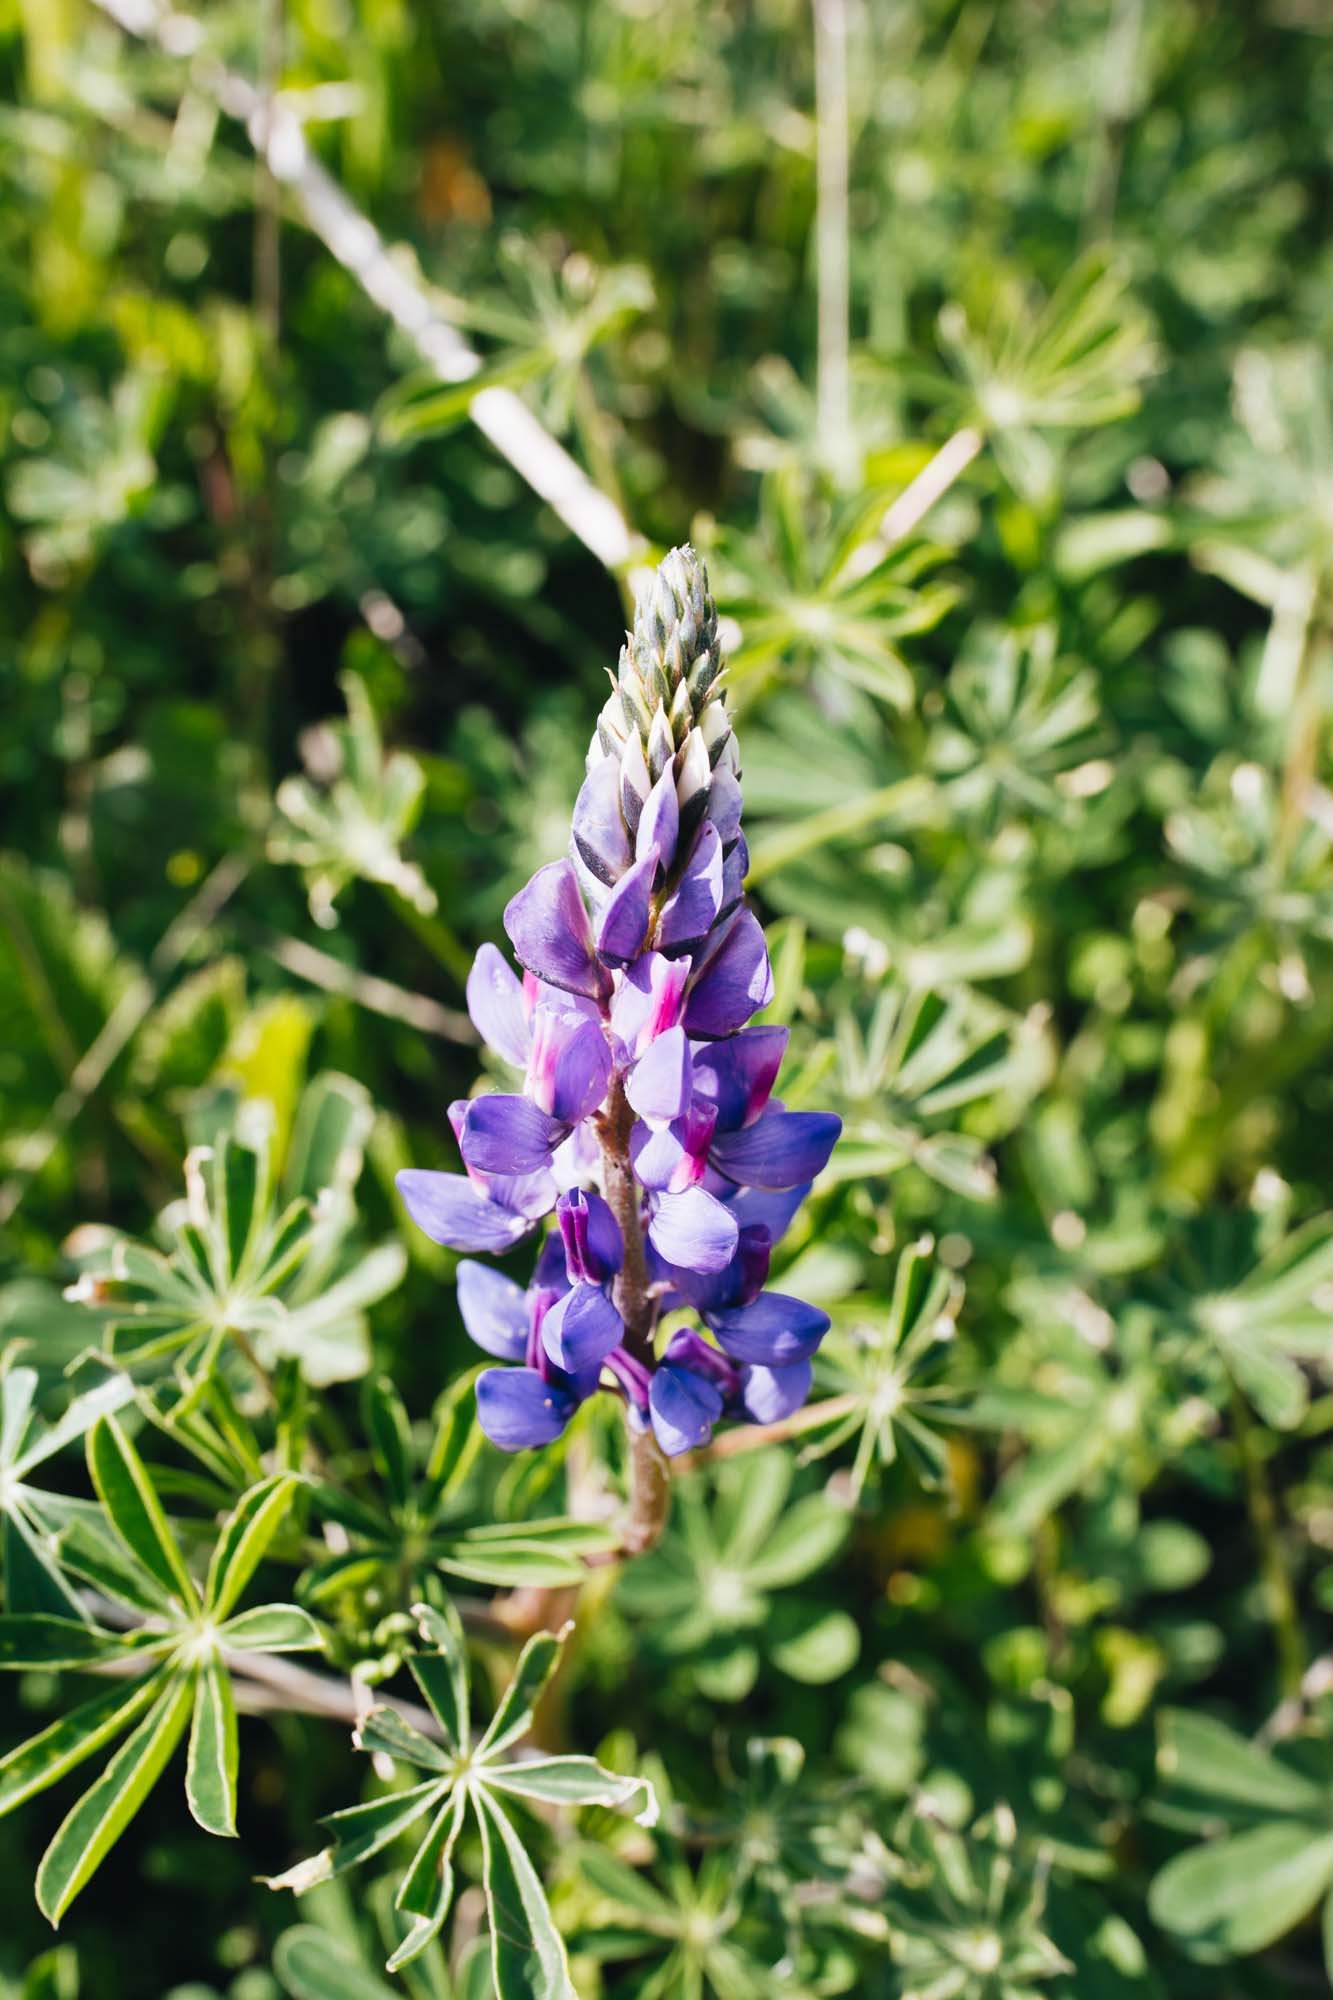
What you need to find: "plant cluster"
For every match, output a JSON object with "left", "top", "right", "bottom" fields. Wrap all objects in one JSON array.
[{"left": 2, "top": 1, "right": 1333, "bottom": 1996}]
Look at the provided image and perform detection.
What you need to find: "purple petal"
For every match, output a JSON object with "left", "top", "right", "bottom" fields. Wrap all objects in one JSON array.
[
  {"left": 668, "top": 1223, "right": 772, "bottom": 1313},
  {"left": 456, "top": 1262, "right": 529, "bottom": 1361},
  {"left": 551, "top": 1122, "right": 599, "bottom": 1192},
  {"left": 605, "top": 1347, "right": 652, "bottom": 1413},
  {"left": 649, "top": 1365, "right": 723, "bottom": 1456},
  {"left": 611, "top": 952, "right": 692, "bottom": 1056},
  {"left": 636, "top": 765, "right": 680, "bottom": 878},
  {"left": 458, "top": 1096, "right": 567, "bottom": 1177},
  {"left": 541, "top": 1283, "right": 624, "bottom": 1373},
  {"left": 718, "top": 835, "right": 747, "bottom": 923},
  {"left": 726, "top": 1183, "right": 810, "bottom": 1245},
  {"left": 692, "top": 1026, "right": 788, "bottom": 1133},
  {"left": 707, "top": 1292, "right": 830, "bottom": 1367},
  {"left": 476, "top": 1367, "right": 575, "bottom": 1450},
  {"left": 630, "top": 1120, "right": 692, "bottom": 1193},
  {"left": 466, "top": 944, "right": 531, "bottom": 1069},
  {"left": 396, "top": 1170, "right": 537, "bottom": 1254},
  {"left": 648, "top": 1185, "right": 739, "bottom": 1275},
  {"left": 504, "top": 860, "right": 610, "bottom": 1003},
  {"left": 526, "top": 1006, "right": 612, "bottom": 1124},
  {"left": 706, "top": 767, "right": 743, "bottom": 846},
  {"left": 626, "top": 1026, "right": 694, "bottom": 1125},
  {"left": 710, "top": 1110, "right": 841, "bottom": 1190},
  {"left": 662, "top": 1328, "right": 740, "bottom": 1395},
  {"left": 740, "top": 1360, "right": 813, "bottom": 1425},
  {"left": 682, "top": 909, "right": 774, "bottom": 1038},
  {"left": 596, "top": 851, "right": 658, "bottom": 969},
  {"left": 557, "top": 1189, "right": 623, "bottom": 1285},
  {"left": 485, "top": 1167, "right": 560, "bottom": 1222},
  {"left": 572, "top": 758, "right": 632, "bottom": 889},
  {"left": 655, "top": 823, "right": 723, "bottom": 956},
  {"left": 632, "top": 1097, "right": 718, "bottom": 1192}
]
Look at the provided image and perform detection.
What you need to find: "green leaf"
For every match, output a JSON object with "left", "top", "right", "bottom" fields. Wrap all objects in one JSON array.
[
  {"left": 0, "top": 1670, "right": 164, "bottom": 1818},
  {"left": 205, "top": 1473, "right": 301, "bottom": 1618},
  {"left": 1150, "top": 1825, "right": 1333, "bottom": 1957},
  {"left": 388, "top": 1790, "right": 467, "bottom": 1971},
  {"left": 12, "top": 1371, "right": 136, "bottom": 1477},
  {"left": 274, "top": 1926, "right": 401, "bottom": 2000},
  {"left": 745, "top": 1496, "right": 849, "bottom": 1590},
  {"left": 767, "top": 1606, "right": 861, "bottom": 1684},
  {"left": 354, "top": 1706, "right": 452, "bottom": 1774},
  {"left": 408, "top": 1601, "right": 469, "bottom": 1751},
  {"left": 57, "top": 1514, "right": 177, "bottom": 1617},
  {"left": 435, "top": 1540, "right": 592, "bottom": 1588},
  {"left": 35, "top": 1672, "right": 194, "bottom": 1924},
  {"left": 362, "top": 1378, "right": 413, "bottom": 1512},
  {"left": 3, "top": 1511, "right": 88, "bottom": 1621},
  {"left": 1157, "top": 1709, "right": 1324, "bottom": 1814},
  {"left": 185, "top": 1656, "right": 238, "bottom": 1837},
  {"left": 477, "top": 1626, "right": 566, "bottom": 1758},
  {"left": 0, "top": 1616, "right": 129, "bottom": 1669},
  {"left": 218, "top": 1603, "right": 324, "bottom": 1653},
  {"left": 281, "top": 1780, "right": 442, "bottom": 1883},
  {"left": 477, "top": 1790, "right": 576, "bottom": 2000},
  {"left": 484, "top": 1755, "right": 657, "bottom": 1825},
  {"left": 576, "top": 1844, "right": 677, "bottom": 1920},
  {"left": 87, "top": 1416, "right": 198, "bottom": 1612}
]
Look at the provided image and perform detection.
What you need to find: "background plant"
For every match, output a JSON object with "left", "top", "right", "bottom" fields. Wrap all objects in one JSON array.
[{"left": 1, "top": 0, "right": 1332, "bottom": 1994}]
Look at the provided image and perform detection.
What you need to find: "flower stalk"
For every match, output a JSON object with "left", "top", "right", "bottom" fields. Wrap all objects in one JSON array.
[{"left": 396, "top": 545, "right": 841, "bottom": 1541}]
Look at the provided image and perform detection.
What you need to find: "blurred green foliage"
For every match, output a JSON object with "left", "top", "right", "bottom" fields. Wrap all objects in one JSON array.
[{"left": 1, "top": 0, "right": 1332, "bottom": 1993}]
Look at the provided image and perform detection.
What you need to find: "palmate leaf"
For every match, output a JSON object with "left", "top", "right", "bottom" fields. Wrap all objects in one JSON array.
[
  {"left": 268, "top": 1603, "right": 655, "bottom": 1986},
  {"left": 67, "top": 1078, "right": 404, "bottom": 1396},
  {"left": 0, "top": 1418, "right": 321, "bottom": 1919},
  {"left": 1154, "top": 1206, "right": 1333, "bottom": 1429},
  {"left": 616, "top": 1453, "right": 856, "bottom": 1701},
  {"left": 299, "top": 1376, "right": 616, "bottom": 1619},
  {"left": 710, "top": 465, "right": 958, "bottom": 714},
  {"left": 807, "top": 977, "right": 1039, "bottom": 1203},
  {"left": 268, "top": 672, "right": 437, "bottom": 928},
  {"left": 807, "top": 1238, "right": 968, "bottom": 1500}
]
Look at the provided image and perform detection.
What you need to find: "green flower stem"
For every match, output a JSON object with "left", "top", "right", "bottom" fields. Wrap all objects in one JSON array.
[{"left": 1232, "top": 1388, "right": 1306, "bottom": 1698}]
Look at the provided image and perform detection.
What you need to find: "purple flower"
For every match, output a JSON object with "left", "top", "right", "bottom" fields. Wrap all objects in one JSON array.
[{"left": 397, "top": 546, "right": 841, "bottom": 1466}]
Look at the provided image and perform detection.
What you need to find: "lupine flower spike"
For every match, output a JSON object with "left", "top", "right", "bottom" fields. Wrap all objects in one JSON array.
[{"left": 397, "top": 547, "right": 840, "bottom": 1539}]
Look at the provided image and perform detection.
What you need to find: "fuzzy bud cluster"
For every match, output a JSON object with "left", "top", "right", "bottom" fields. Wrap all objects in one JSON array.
[{"left": 397, "top": 547, "right": 840, "bottom": 1457}]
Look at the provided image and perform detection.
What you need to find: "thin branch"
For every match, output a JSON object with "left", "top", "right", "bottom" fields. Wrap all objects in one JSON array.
[
  {"left": 0, "top": 855, "right": 250, "bottom": 1226},
  {"left": 839, "top": 424, "right": 984, "bottom": 585},
  {"left": 679, "top": 1393, "right": 860, "bottom": 1469},
  {"left": 86, "top": 0, "right": 644, "bottom": 577},
  {"left": 813, "top": 0, "right": 852, "bottom": 482},
  {"left": 260, "top": 931, "right": 477, "bottom": 1042}
]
